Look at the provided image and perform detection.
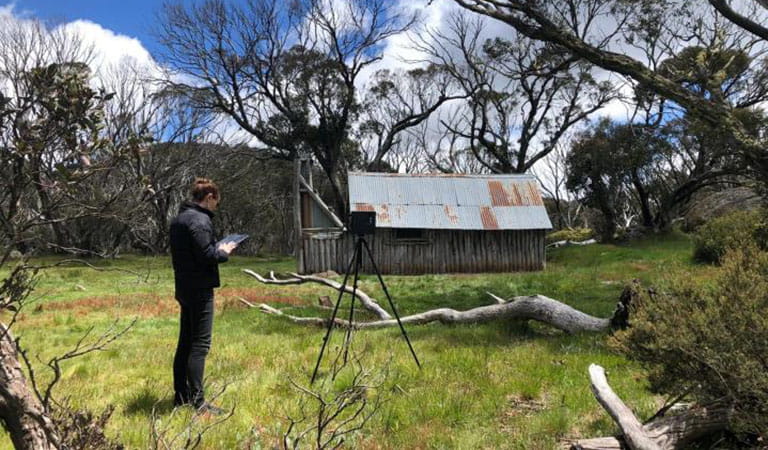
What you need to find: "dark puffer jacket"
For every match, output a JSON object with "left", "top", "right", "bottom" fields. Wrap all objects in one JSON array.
[{"left": 170, "top": 202, "right": 228, "bottom": 291}]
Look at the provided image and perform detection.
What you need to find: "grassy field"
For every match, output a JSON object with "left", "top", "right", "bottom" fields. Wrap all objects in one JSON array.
[{"left": 0, "top": 233, "right": 715, "bottom": 449}]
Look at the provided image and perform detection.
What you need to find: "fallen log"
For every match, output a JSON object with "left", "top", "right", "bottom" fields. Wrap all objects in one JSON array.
[
  {"left": 548, "top": 238, "right": 598, "bottom": 248},
  {"left": 569, "top": 365, "right": 732, "bottom": 450},
  {"left": 244, "top": 270, "right": 640, "bottom": 332},
  {"left": 246, "top": 293, "right": 631, "bottom": 334}
]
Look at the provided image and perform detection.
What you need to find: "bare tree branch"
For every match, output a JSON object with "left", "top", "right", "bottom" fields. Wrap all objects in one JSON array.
[
  {"left": 570, "top": 365, "right": 733, "bottom": 450},
  {"left": 243, "top": 269, "right": 392, "bottom": 320}
]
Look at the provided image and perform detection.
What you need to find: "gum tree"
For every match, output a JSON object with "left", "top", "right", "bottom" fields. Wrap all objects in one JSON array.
[
  {"left": 448, "top": 0, "right": 768, "bottom": 192},
  {"left": 156, "top": 0, "right": 418, "bottom": 217}
]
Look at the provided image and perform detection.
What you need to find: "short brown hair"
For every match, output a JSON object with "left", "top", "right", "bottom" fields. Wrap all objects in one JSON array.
[{"left": 191, "top": 177, "right": 219, "bottom": 202}]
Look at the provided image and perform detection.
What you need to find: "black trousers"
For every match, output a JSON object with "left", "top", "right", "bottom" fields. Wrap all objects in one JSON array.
[{"left": 173, "top": 288, "right": 214, "bottom": 407}]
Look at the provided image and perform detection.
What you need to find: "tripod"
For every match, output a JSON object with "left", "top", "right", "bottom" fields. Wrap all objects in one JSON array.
[{"left": 310, "top": 233, "right": 421, "bottom": 384}]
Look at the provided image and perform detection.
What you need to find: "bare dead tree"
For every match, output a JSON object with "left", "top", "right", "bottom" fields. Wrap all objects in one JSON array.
[
  {"left": 418, "top": 103, "right": 491, "bottom": 174},
  {"left": 95, "top": 61, "right": 211, "bottom": 254},
  {"left": 357, "top": 64, "right": 468, "bottom": 171},
  {"left": 411, "top": 11, "right": 615, "bottom": 174},
  {"left": 531, "top": 137, "right": 586, "bottom": 230},
  {"left": 156, "top": 0, "right": 418, "bottom": 217}
]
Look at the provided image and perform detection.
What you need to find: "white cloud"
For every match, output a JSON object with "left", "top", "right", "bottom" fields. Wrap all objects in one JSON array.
[
  {"left": 356, "top": 0, "right": 457, "bottom": 87},
  {"left": 1, "top": 2, "right": 34, "bottom": 20},
  {"left": 0, "top": 3, "right": 13, "bottom": 17},
  {"left": 61, "top": 20, "right": 154, "bottom": 69},
  {"left": 58, "top": 19, "right": 161, "bottom": 82},
  {"left": 0, "top": 5, "right": 184, "bottom": 146},
  {"left": 0, "top": 5, "right": 163, "bottom": 86}
]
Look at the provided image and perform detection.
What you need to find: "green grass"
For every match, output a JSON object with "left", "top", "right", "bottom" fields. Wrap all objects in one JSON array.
[{"left": 0, "top": 233, "right": 714, "bottom": 449}]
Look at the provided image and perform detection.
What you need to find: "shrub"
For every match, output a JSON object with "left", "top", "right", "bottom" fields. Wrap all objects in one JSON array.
[
  {"left": 692, "top": 209, "right": 767, "bottom": 264},
  {"left": 613, "top": 246, "right": 768, "bottom": 440},
  {"left": 546, "top": 227, "right": 594, "bottom": 244}
]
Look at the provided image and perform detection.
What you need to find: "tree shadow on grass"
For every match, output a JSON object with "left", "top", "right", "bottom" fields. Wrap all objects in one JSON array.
[{"left": 124, "top": 388, "right": 174, "bottom": 416}]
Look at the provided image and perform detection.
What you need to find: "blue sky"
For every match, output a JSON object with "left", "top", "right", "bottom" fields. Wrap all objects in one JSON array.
[
  {"left": 1, "top": 0, "right": 446, "bottom": 71},
  {"left": 8, "top": 0, "right": 161, "bottom": 54},
  {"left": 0, "top": 0, "right": 456, "bottom": 88}
]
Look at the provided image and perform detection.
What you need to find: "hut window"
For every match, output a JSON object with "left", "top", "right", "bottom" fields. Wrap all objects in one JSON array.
[{"left": 394, "top": 228, "right": 427, "bottom": 243}]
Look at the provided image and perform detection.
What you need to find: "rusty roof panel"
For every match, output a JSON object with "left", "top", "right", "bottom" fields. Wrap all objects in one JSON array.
[
  {"left": 480, "top": 206, "right": 500, "bottom": 229},
  {"left": 526, "top": 182, "right": 544, "bottom": 205},
  {"left": 444, "top": 205, "right": 460, "bottom": 225},
  {"left": 348, "top": 173, "right": 552, "bottom": 230},
  {"left": 511, "top": 184, "right": 525, "bottom": 205},
  {"left": 348, "top": 204, "right": 552, "bottom": 230},
  {"left": 354, "top": 203, "right": 375, "bottom": 212},
  {"left": 484, "top": 179, "right": 546, "bottom": 207},
  {"left": 488, "top": 181, "right": 512, "bottom": 207}
]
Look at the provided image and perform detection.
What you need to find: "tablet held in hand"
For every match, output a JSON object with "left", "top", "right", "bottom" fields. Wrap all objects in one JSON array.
[{"left": 217, "top": 234, "right": 249, "bottom": 246}]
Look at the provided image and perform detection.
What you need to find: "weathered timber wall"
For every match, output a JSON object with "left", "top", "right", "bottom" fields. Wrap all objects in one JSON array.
[{"left": 300, "top": 229, "right": 547, "bottom": 275}]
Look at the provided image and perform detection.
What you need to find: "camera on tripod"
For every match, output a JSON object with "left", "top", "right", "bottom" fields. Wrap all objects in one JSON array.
[
  {"left": 349, "top": 211, "right": 376, "bottom": 236},
  {"left": 311, "top": 209, "right": 420, "bottom": 384}
]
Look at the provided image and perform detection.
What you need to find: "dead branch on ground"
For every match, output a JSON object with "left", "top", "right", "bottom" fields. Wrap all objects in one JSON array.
[
  {"left": 569, "top": 364, "right": 732, "bottom": 450},
  {"left": 281, "top": 353, "right": 387, "bottom": 450},
  {"left": 243, "top": 270, "right": 392, "bottom": 320}
]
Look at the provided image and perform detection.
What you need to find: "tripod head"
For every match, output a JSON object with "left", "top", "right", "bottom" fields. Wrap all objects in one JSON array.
[{"left": 349, "top": 211, "right": 376, "bottom": 237}]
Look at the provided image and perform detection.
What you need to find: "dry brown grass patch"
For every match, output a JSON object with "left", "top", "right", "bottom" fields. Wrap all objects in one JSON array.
[
  {"left": 43, "top": 294, "right": 177, "bottom": 317},
  {"left": 499, "top": 393, "right": 547, "bottom": 434},
  {"left": 502, "top": 393, "right": 546, "bottom": 418},
  {"left": 39, "top": 288, "right": 307, "bottom": 317}
]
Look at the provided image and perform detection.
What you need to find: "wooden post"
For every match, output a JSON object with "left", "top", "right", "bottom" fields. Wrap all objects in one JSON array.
[{"left": 294, "top": 158, "right": 304, "bottom": 274}]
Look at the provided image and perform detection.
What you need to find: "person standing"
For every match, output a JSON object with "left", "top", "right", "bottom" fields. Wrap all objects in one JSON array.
[{"left": 169, "top": 178, "right": 237, "bottom": 414}]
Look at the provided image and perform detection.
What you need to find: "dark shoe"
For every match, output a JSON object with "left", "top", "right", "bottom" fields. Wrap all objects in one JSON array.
[
  {"left": 173, "top": 392, "right": 190, "bottom": 408},
  {"left": 196, "top": 402, "right": 227, "bottom": 416}
]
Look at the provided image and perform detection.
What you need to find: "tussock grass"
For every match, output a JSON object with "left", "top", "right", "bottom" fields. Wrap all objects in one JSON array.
[{"left": 0, "top": 233, "right": 711, "bottom": 449}]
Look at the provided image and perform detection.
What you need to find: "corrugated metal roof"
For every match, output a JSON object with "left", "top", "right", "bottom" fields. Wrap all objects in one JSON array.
[{"left": 349, "top": 173, "right": 552, "bottom": 230}]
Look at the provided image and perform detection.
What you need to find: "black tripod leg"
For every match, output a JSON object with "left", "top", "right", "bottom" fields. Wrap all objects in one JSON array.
[
  {"left": 360, "top": 238, "right": 421, "bottom": 369},
  {"left": 310, "top": 239, "right": 358, "bottom": 384},
  {"left": 342, "top": 239, "right": 362, "bottom": 364}
]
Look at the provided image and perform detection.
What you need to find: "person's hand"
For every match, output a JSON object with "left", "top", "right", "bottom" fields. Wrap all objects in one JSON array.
[{"left": 218, "top": 242, "right": 237, "bottom": 255}]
